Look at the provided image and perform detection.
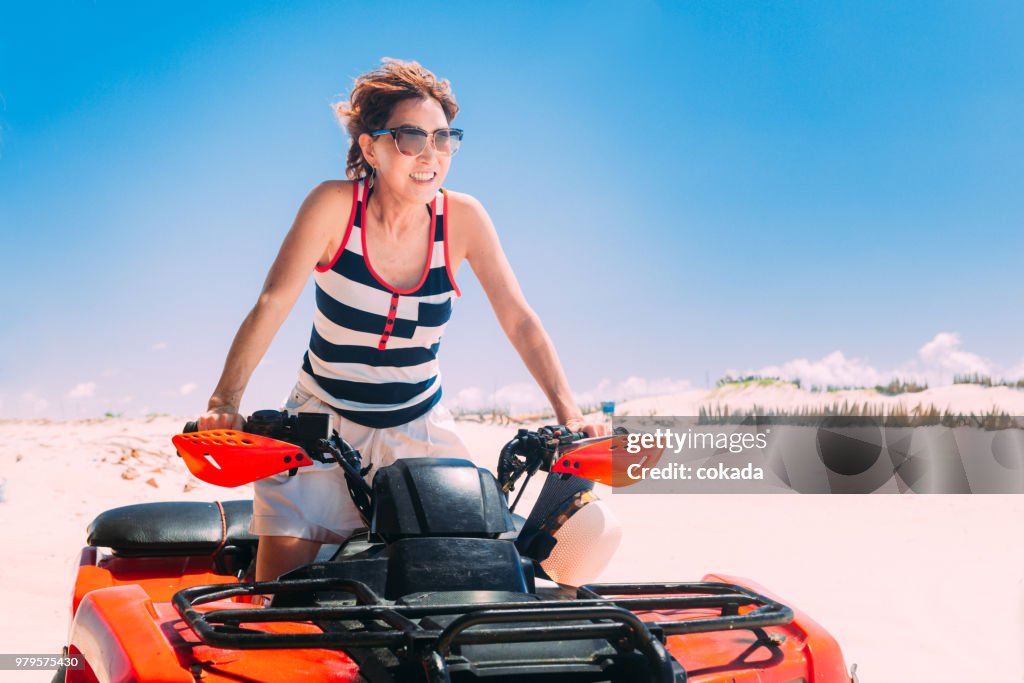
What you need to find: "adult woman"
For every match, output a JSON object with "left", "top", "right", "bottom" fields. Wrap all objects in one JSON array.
[{"left": 198, "top": 59, "right": 609, "bottom": 581}]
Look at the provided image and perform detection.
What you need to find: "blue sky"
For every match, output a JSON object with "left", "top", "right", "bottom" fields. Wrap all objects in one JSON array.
[{"left": 2, "top": 2, "right": 1022, "bottom": 418}]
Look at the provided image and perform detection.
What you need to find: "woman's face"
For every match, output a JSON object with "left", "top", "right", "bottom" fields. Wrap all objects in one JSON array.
[{"left": 362, "top": 97, "right": 452, "bottom": 204}]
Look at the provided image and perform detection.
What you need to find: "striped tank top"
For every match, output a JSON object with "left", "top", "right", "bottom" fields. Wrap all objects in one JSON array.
[{"left": 298, "top": 178, "right": 460, "bottom": 428}]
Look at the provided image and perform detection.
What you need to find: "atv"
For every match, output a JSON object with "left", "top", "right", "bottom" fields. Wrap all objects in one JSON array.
[{"left": 57, "top": 409, "right": 856, "bottom": 682}]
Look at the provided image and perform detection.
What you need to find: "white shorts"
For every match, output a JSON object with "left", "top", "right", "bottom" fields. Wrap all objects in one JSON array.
[{"left": 250, "top": 382, "right": 470, "bottom": 543}]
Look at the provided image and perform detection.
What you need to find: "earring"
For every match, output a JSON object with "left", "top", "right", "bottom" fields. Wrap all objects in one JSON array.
[{"left": 369, "top": 165, "right": 377, "bottom": 187}]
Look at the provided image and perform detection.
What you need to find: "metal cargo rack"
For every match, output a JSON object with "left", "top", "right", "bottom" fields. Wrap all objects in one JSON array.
[{"left": 174, "top": 579, "right": 794, "bottom": 683}]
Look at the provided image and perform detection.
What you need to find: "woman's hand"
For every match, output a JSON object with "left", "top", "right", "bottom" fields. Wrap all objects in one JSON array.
[
  {"left": 565, "top": 416, "right": 611, "bottom": 438},
  {"left": 198, "top": 404, "right": 244, "bottom": 431}
]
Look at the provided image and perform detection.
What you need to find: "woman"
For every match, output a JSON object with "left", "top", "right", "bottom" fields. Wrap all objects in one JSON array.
[{"left": 198, "top": 59, "right": 610, "bottom": 582}]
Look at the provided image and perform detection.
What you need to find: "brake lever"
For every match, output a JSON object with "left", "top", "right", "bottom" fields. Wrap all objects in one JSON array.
[
  {"left": 535, "top": 425, "right": 589, "bottom": 463},
  {"left": 498, "top": 426, "right": 590, "bottom": 501}
]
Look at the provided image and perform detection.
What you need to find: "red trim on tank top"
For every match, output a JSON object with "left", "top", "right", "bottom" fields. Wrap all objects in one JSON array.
[
  {"left": 315, "top": 180, "right": 360, "bottom": 273},
  {"left": 440, "top": 189, "right": 461, "bottom": 297},
  {"left": 377, "top": 292, "right": 401, "bottom": 350},
  {"left": 361, "top": 191, "right": 436, "bottom": 295}
]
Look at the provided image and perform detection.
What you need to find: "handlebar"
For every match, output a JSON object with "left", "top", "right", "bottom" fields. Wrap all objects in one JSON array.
[
  {"left": 182, "top": 411, "right": 592, "bottom": 512},
  {"left": 496, "top": 425, "right": 590, "bottom": 510}
]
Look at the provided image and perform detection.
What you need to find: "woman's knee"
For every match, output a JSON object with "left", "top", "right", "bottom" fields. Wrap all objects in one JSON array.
[{"left": 255, "top": 535, "right": 322, "bottom": 581}]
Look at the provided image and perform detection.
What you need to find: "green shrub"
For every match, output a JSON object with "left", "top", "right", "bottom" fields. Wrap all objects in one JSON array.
[{"left": 874, "top": 378, "right": 928, "bottom": 395}]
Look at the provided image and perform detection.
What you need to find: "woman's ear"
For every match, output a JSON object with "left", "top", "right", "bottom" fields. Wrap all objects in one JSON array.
[{"left": 358, "top": 133, "right": 377, "bottom": 170}]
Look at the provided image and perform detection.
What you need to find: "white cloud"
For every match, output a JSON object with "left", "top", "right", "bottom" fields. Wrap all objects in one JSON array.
[
  {"left": 20, "top": 392, "right": 50, "bottom": 413},
  {"left": 1007, "top": 358, "right": 1024, "bottom": 381},
  {"left": 151, "top": 342, "right": 168, "bottom": 351},
  {"left": 917, "top": 332, "right": 991, "bottom": 375},
  {"left": 732, "top": 332, "right": 1002, "bottom": 389},
  {"left": 446, "top": 383, "right": 550, "bottom": 415},
  {"left": 180, "top": 383, "right": 198, "bottom": 396},
  {"left": 67, "top": 382, "right": 97, "bottom": 399},
  {"left": 728, "top": 350, "right": 884, "bottom": 389},
  {"left": 586, "top": 376, "right": 692, "bottom": 403},
  {"left": 448, "top": 376, "right": 692, "bottom": 415},
  {"left": 451, "top": 387, "right": 485, "bottom": 412},
  {"left": 488, "top": 383, "right": 547, "bottom": 414}
]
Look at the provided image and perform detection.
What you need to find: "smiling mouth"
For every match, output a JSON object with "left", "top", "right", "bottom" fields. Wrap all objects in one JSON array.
[{"left": 410, "top": 171, "right": 437, "bottom": 182}]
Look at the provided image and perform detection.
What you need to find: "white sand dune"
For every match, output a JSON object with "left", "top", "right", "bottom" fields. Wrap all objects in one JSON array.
[
  {"left": 1, "top": 385, "right": 1022, "bottom": 681},
  {"left": 617, "top": 380, "right": 1024, "bottom": 417}
]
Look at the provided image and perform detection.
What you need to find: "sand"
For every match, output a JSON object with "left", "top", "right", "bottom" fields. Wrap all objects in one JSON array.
[
  {"left": 618, "top": 380, "right": 1024, "bottom": 416},
  {"left": 1, "top": 385, "right": 1022, "bottom": 682}
]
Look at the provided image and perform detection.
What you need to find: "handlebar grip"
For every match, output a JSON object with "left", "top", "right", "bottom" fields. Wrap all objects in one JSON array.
[{"left": 183, "top": 421, "right": 199, "bottom": 433}]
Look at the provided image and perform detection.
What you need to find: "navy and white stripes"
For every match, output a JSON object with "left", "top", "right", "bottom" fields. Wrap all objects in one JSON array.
[{"left": 298, "top": 178, "right": 459, "bottom": 428}]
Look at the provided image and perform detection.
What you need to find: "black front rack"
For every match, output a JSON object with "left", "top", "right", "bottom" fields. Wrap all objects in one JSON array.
[{"left": 173, "top": 579, "right": 793, "bottom": 683}]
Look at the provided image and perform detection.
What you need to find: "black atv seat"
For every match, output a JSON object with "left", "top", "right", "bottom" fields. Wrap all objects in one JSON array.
[{"left": 87, "top": 500, "right": 256, "bottom": 557}]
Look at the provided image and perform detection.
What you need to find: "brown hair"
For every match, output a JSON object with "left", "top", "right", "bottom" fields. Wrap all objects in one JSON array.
[{"left": 335, "top": 58, "right": 459, "bottom": 180}]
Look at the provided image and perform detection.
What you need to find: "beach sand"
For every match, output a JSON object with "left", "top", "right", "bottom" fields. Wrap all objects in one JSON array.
[{"left": 1, "top": 385, "right": 1022, "bottom": 681}]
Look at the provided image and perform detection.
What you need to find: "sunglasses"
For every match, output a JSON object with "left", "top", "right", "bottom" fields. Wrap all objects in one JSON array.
[{"left": 369, "top": 126, "right": 464, "bottom": 157}]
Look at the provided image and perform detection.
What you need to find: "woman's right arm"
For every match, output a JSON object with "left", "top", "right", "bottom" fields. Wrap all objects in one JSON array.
[{"left": 198, "top": 181, "right": 353, "bottom": 429}]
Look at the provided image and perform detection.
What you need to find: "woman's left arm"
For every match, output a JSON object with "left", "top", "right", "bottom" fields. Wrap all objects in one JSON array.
[{"left": 452, "top": 193, "right": 609, "bottom": 437}]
